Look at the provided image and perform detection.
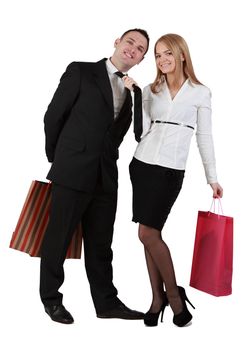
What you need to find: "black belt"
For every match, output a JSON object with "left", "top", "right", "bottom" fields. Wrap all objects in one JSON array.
[{"left": 151, "top": 120, "right": 194, "bottom": 130}]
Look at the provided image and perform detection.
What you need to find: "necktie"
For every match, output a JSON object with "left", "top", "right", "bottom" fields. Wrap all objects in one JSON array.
[{"left": 115, "top": 71, "right": 143, "bottom": 142}]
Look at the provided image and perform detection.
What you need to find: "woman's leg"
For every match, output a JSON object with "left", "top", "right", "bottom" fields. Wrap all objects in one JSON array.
[
  {"left": 139, "top": 224, "right": 183, "bottom": 315},
  {"left": 144, "top": 248, "right": 164, "bottom": 312}
]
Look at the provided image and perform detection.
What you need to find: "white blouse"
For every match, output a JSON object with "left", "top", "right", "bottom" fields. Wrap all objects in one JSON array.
[{"left": 133, "top": 79, "right": 218, "bottom": 184}]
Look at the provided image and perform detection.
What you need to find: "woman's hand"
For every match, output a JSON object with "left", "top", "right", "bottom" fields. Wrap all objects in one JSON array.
[
  {"left": 122, "top": 76, "right": 138, "bottom": 91},
  {"left": 210, "top": 182, "right": 223, "bottom": 198}
]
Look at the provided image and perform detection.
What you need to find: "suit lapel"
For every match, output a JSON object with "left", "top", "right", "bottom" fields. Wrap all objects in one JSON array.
[{"left": 93, "top": 59, "right": 114, "bottom": 113}]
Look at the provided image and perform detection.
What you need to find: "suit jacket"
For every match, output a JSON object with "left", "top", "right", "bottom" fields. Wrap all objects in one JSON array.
[{"left": 44, "top": 59, "right": 132, "bottom": 192}]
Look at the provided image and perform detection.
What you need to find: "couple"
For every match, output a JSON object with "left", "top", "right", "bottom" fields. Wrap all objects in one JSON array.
[{"left": 40, "top": 28, "right": 223, "bottom": 327}]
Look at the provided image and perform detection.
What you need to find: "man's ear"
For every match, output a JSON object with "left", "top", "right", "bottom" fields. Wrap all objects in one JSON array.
[
  {"left": 137, "top": 56, "right": 145, "bottom": 64},
  {"left": 114, "top": 38, "right": 121, "bottom": 48}
]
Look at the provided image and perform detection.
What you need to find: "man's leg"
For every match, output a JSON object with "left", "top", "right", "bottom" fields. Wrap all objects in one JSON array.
[
  {"left": 82, "top": 189, "right": 119, "bottom": 313},
  {"left": 40, "top": 183, "right": 91, "bottom": 307},
  {"left": 82, "top": 189, "right": 144, "bottom": 319}
]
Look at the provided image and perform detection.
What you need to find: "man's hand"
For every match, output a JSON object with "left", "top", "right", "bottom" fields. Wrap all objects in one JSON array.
[{"left": 122, "top": 76, "right": 138, "bottom": 91}]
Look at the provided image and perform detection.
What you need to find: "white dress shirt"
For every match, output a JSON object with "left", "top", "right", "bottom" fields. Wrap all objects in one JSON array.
[
  {"left": 134, "top": 79, "right": 218, "bottom": 184},
  {"left": 106, "top": 58, "right": 127, "bottom": 119}
]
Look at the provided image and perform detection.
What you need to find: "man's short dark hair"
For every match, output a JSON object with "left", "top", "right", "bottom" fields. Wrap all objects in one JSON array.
[{"left": 120, "top": 28, "right": 150, "bottom": 54}]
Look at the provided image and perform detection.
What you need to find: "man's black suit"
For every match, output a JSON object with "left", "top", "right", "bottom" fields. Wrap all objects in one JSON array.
[{"left": 40, "top": 59, "right": 132, "bottom": 313}]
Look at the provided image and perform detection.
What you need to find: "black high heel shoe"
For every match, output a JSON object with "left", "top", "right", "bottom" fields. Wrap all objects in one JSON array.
[
  {"left": 144, "top": 293, "right": 169, "bottom": 327},
  {"left": 173, "top": 286, "right": 195, "bottom": 327}
]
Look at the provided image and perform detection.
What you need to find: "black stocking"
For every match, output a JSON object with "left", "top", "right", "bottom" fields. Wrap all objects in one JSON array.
[
  {"left": 139, "top": 224, "right": 183, "bottom": 315},
  {"left": 144, "top": 248, "right": 164, "bottom": 312}
]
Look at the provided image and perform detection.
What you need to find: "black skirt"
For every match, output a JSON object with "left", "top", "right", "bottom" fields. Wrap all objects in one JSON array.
[{"left": 129, "top": 157, "right": 185, "bottom": 231}]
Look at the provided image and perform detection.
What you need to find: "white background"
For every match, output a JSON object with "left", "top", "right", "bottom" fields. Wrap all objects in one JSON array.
[{"left": 1, "top": 0, "right": 247, "bottom": 349}]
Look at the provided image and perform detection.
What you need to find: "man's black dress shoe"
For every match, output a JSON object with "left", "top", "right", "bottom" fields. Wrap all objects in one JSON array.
[
  {"left": 44, "top": 305, "right": 74, "bottom": 324},
  {"left": 97, "top": 303, "right": 144, "bottom": 320}
]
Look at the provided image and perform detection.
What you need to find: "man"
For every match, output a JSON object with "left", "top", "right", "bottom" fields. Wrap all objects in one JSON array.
[{"left": 40, "top": 29, "right": 149, "bottom": 324}]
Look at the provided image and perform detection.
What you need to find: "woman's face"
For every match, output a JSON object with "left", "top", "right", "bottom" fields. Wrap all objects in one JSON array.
[{"left": 155, "top": 41, "right": 176, "bottom": 74}]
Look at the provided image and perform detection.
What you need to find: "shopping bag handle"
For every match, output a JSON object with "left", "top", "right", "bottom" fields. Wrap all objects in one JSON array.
[{"left": 209, "top": 198, "right": 224, "bottom": 217}]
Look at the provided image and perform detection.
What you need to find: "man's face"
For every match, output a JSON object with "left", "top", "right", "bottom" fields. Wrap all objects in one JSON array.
[{"left": 112, "top": 31, "right": 148, "bottom": 71}]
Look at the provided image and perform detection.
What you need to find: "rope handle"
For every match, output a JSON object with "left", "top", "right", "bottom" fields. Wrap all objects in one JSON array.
[{"left": 208, "top": 198, "right": 224, "bottom": 217}]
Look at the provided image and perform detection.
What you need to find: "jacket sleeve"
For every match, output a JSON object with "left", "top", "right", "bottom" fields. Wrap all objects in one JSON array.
[{"left": 44, "top": 62, "right": 81, "bottom": 162}]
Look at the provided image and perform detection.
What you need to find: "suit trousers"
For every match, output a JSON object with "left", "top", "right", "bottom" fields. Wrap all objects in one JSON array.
[{"left": 39, "top": 179, "right": 119, "bottom": 313}]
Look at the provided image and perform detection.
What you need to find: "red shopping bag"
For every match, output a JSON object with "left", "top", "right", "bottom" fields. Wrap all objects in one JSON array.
[
  {"left": 9, "top": 180, "right": 83, "bottom": 259},
  {"left": 190, "top": 200, "right": 233, "bottom": 296}
]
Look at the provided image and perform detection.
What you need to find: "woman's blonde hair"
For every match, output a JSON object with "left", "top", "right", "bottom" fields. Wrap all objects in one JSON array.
[{"left": 151, "top": 33, "right": 202, "bottom": 93}]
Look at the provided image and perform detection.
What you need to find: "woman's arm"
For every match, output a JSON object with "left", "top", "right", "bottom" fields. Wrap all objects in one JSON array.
[{"left": 196, "top": 87, "right": 223, "bottom": 198}]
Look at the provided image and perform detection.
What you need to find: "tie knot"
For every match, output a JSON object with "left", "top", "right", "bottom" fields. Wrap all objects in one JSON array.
[{"left": 115, "top": 71, "right": 125, "bottom": 78}]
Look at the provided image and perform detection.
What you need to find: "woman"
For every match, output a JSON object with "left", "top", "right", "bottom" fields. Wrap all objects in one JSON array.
[{"left": 123, "top": 33, "right": 223, "bottom": 327}]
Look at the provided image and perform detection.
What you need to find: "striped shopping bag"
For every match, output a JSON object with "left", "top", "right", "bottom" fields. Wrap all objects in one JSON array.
[{"left": 9, "top": 180, "right": 83, "bottom": 259}]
